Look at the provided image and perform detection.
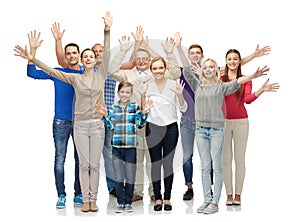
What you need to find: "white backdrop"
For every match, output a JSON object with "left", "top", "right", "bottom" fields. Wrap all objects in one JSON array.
[{"left": 1, "top": 0, "right": 299, "bottom": 221}]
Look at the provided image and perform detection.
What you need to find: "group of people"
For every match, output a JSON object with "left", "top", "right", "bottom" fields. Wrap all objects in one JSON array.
[{"left": 14, "top": 11, "right": 280, "bottom": 215}]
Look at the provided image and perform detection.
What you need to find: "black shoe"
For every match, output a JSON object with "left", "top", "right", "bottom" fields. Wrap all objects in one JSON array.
[
  {"left": 183, "top": 189, "right": 194, "bottom": 200},
  {"left": 154, "top": 204, "right": 163, "bottom": 211},
  {"left": 164, "top": 204, "right": 172, "bottom": 211},
  {"left": 109, "top": 188, "right": 117, "bottom": 197}
]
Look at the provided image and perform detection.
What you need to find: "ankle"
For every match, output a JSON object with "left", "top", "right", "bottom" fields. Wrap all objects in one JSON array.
[
  {"left": 234, "top": 194, "right": 241, "bottom": 201},
  {"left": 155, "top": 200, "right": 162, "bottom": 205},
  {"left": 187, "top": 185, "right": 193, "bottom": 190},
  {"left": 227, "top": 195, "right": 233, "bottom": 200}
]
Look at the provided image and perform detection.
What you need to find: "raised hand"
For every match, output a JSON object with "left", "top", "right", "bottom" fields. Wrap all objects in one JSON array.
[
  {"left": 28, "top": 30, "right": 43, "bottom": 50},
  {"left": 170, "top": 79, "right": 185, "bottom": 96},
  {"left": 51, "top": 22, "right": 65, "bottom": 41},
  {"left": 254, "top": 44, "right": 271, "bottom": 58},
  {"left": 131, "top": 25, "right": 144, "bottom": 43},
  {"left": 142, "top": 99, "right": 153, "bottom": 114},
  {"left": 162, "top": 37, "right": 175, "bottom": 56},
  {"left": 191, "top": 62, "right": 202, "bottom": 76},
  {"left": 14, "top": 45, "right": 32, "bottom": 60},
  {"left": 103, "top": 11, "right": 113, "bottom": 31},
  {"left": 174, "top": 32, "right": 182, "bottom": 47},
  {"left": 261, "top": 78, "right": 280, "bottom": 92},
  {"left": 253, "top": 65, "right": 270, "bottom": 79},
  {"left": 119, "top": 35, "right": 133, "bottom": 52}
]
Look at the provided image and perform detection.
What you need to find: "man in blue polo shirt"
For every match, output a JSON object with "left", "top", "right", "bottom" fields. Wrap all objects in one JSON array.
[{"left": 27, "top": 30, "right": 83, "bottom": 209}]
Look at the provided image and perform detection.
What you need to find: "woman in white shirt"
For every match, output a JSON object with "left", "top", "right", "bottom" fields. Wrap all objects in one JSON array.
[{"left": 144, "top": 57, "right": 187, "bottom": 211}]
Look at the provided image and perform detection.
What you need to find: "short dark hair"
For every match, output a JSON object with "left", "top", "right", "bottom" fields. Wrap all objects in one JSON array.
[{"left": 64, "top": 43, "right": 80, "bottom": 54}]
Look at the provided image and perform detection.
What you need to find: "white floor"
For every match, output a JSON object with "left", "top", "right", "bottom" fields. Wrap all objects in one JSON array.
[{"left": 3, "top": 128, "right": 299, "bottom": 222}]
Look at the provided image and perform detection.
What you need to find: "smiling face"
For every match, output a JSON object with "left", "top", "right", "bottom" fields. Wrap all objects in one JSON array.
[
  {"left": 80, "top": 49, "right": 96, "bottom": 68},
  {"left": 188, "top": 45, "right": 204, "bottom": 65},
  {"left": 150, "top": 59, "right": 166, "bottom": 80},
  {"left": 117, "top": 85, "right": 133, "bottom": 106},
  {"left": 65, "top": 46, "right": 80, "bottom": 66},
  {"left": 226, "top": 52, "right": 241, "bottom": 71},
  {"left": 134, "top": 50, "right": 151, "bottom": 71},
  {"left": 202, "top": 60, "right": 216, "bottom": 79}
]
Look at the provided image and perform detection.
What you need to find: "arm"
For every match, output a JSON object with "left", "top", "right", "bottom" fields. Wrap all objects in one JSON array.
[
  {"left": 101, "top": 11, "right": 113, "bottom": 74},
  {"left": 108, "top": 35, "right": 133, "bottom": 78},
  {"left": 162, "top": 36, "right": 181, "bottom": 79},
  {"left": 254, "top": 78, "right": 280, "bottom": 97},
  {"left": 14, "top": 45, "right": 75, "bottom": 84},
  {"left": 170, "top": 79, "right": 187, "bottom": 111},
  {"left": 51, "top": 22, "right": 68, "bottom": 68},
  {"left": 237, "top": 65, "right": 270, "bottom": 84},
  {"left": 241, "top": 44, "right": 271, "bottom": 66},
  {"left": 175, "top": 32, "right": 189, "bottom": 67},
  {"left": 28, "top": 30, "right": 43, "bottom": 65},
  {"left": 219, "top": 44, "right": 271, "bottom": 75}
]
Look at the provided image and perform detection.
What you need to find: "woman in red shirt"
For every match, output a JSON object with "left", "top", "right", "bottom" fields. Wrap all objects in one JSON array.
[{"left": 221, "top": 49, "right": 279, "bottom": 206}]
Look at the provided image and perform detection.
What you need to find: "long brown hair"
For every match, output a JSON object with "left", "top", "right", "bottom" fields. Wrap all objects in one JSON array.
[{"left": 222, "top": 49, "right": 243, "bottom": 102}]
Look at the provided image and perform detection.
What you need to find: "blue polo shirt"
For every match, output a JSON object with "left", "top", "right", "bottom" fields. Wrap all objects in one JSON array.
[{"left": 27, "top": 64, "right": 84, "bottom": 120}]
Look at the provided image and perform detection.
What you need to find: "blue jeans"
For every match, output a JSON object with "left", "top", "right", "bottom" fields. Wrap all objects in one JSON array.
[
  {"left": 53, "top": 119, "right": 81, "bottom": 197},
  {"left": 195, "top": 126, "right": 224, "bottom": 204},
  {"left": 180, "top": 116, "right": 196, "bottom": 186},
  {"left": 112, "top": 147, "right": 136, "bottom": 205},
  {"left": 180, "top": 116, "right": 213, "bottom": 186},
  {"left": 103, "top": 125, "right": 116, "bottom": 192}
]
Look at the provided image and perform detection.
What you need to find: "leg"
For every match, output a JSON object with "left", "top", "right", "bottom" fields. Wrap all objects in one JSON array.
[
  {"left": 89, "top": 120, "right": 104, "bottom": 202},
  {"left": 195, "top": 127, "right": 213, "bottom": 203},
  {"left": 112, "top": 147, "right": 126, "bottom": 205},
  {"left": 162, "top": 122, "right": 178, "bottom": 201},
  {"left": 73, "top": 121, "right": 90, "bottom": 204},
  {"left": 124, "top": 148, "right": 137, "bottom": 205},
  {"left": 233, "top": 118, "right": 249, "bottom": 199},
  {"left": 103, "top": 125, "right": 116, "bottom": 193},
  {"left": 223, "top": 120, "right": 234, "bottom": 196},
  {"left": 53, "top": 119, "right": 71, "bottom": 197}
]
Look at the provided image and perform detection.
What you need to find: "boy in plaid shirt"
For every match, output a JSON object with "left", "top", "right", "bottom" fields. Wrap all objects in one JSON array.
[{"left": 96, "top": 81, "right": 152, "bottom": 213}]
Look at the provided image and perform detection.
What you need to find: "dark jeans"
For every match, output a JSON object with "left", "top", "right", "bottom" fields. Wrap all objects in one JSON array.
[
  {"left": 103, "top": 125, "right": 116, "bottom": 192},
  {"left": 112, "top": 147, "right": 136, "bottom": 205},
  {"left": 53, "top": 119, "right": 81, "bottom": 197},
  {"left": 146, "top": 122, "right": 178, "bottom": 201}
]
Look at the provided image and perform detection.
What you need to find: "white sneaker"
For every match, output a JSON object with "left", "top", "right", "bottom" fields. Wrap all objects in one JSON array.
[
  {"left": 203, "top": 204, "right": 218, "bottom": 214},
  {"left": 197, "top": 202, "right": 210, "bottom": 213}
]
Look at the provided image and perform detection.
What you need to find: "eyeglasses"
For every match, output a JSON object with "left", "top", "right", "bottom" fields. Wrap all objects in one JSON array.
[{"left": 135, "top": 57, "right": 150, "bottom": 62}]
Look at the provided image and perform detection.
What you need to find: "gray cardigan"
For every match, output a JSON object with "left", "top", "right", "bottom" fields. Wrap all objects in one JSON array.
[{"left": 183, "top": 66, "right": 240, "bottom": 128}]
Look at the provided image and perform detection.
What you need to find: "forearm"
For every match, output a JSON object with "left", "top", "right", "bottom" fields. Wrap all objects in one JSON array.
[
  {"left": 241, "top": 53, "right": 256, "bottom": 66},
  {"left": 176, "top": 45, "right": 189, "bottom": 67},
  {"left": 102, "top": 29, "right": 111, "bottom": 73},
  {"left": 30, "top": 57, "right": 71, "bottom": 83},
  {"left": 254, "top": 87, "right": 264, "bottom": 97},
  {"left": 55, "top": 39, "right": 68, "bottom": 68}
]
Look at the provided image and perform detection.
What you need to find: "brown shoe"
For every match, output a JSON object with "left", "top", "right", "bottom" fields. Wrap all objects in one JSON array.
[
  {"left": 150, "top": 195, "right": 155, "bottom": 202},
  {"left": 81, "top": 202, "right": 90, "bottom": 212},
  {"left": 90, "top": 201, "right": 98, "bottom": 212},
  {"left": 132, "top": 194, "right": 143, "bottom": 202}
]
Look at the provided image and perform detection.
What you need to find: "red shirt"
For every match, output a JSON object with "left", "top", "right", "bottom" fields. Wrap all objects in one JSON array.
[{"left": 222, "top": 79, "right": 257, "bottom": 119}]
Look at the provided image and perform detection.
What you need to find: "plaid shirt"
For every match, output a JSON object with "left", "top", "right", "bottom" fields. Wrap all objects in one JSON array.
[
  {"left": 104, "top": 75, "right": 116, "bottom": 110},
  {"left": 103, "top": 101, "right": 147, "bottom": 148}
]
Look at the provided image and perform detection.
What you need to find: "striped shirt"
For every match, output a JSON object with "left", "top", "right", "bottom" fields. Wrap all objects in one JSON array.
[{"left": 103, "top": 101, "right": 147, "bottom": 148}]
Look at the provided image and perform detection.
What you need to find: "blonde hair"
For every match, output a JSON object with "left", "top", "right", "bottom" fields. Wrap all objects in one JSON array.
[{"left": 200, "top": 58, "right": 221, "bottom": 85}]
